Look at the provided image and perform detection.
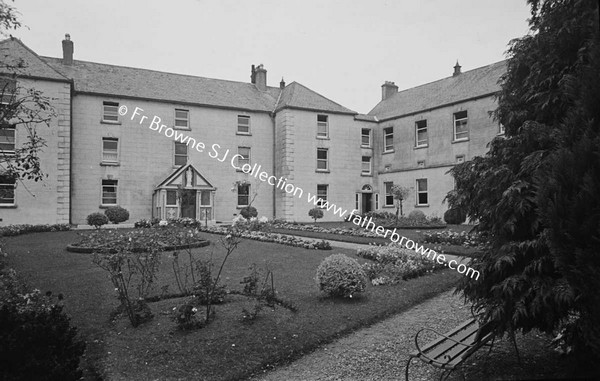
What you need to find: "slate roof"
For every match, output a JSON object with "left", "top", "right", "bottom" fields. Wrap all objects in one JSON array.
[
  {"left": 368, "top": 61, "right": 507, "bottom": 121},
  {"left": 0, "top": 38, "right": 69, "bottom": 82},
  {"left": 275, "top": 82, "right": 356, "bottom": 115}
]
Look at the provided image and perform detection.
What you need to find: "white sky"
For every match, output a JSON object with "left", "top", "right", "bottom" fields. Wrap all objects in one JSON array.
[{"left": 11, "top": 0, "right": 531, "bottom": 114}]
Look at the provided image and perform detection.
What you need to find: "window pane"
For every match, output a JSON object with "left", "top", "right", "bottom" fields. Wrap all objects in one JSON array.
[
  {"left": 417, "top": 179, "right": 427, "bottom": 191},
  {"left": 0, "top": 127, "right": 15, "bottom": 152},
  {"left": 418, "top": 193, "right": 428, "bottom": 204},
  {"left": 175, "top": 143, "right": 187, "bottom": 154},
  {"left": 102, "top": 180, "right": 118, "bottom": 204},
  {"left": 175, "top": 110, "right": 188, "bottom": 119},
  {"left": 103, "top": 102, "right": 119, "bottom": 121},
  {"left": 317, "top": 149, "right": 327, "bottom": 159},
  {"left": 238, "top": 116, "right": 250, "bottom": 133},
  {"left": 200, "top": 191, "right": 210, "bottom": 206},
  {"left": 166, "top": 190, "right": 177, "bottom": 205}
]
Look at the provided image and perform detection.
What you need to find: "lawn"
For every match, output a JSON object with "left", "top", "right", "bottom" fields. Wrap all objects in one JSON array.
[{"left": 4, "top": 230, "right": 460, "bottom": 380}]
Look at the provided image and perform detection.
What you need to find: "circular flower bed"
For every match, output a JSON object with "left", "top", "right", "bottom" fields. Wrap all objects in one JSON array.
[{"left": 66, "top": 227, "right": 210, "bottom": 253}]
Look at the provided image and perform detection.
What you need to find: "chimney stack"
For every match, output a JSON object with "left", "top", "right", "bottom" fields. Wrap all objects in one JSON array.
[
  {"left": 62, "top": 34, "right": 73, "bottom": 65},
  {"left": 453, "top": 61, "right": 461, "bottom": 77},
  {"left": 254, "top": 64, "right": 267, "bottom": 91},
  {"left": 381, "top": 81, "right": 398, "bottom": 101},
  {"left": 280, "top": 77, "right": 286, "bottom": 89}
]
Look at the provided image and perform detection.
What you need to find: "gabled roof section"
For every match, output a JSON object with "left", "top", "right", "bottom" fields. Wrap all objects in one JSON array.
[
  {"left": 0, "top": 38, "right": 69, "bottom": 82},
  {"left": 276, "top": 81, "right": 356, "bottom": 115},
  {"left": 156, "top": 164, "right": 215, "bottom": 189},
  {"left": 368, "top": 60, "right": 507, "bottom": 121},
  {"left": 41, "top": 56, "right": 282, "bottom": 113}
]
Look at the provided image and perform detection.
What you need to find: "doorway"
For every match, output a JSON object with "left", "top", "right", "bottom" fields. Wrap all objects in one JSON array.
[
  {"left": 180, "top": 189, "right": 196, "bottom": 219},
  {"left": 361, "top": 193, "right": 372, "bottom": 214}
]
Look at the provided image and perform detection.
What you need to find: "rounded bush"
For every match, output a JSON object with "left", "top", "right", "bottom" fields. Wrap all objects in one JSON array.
[
  {"left": 240, "top": 206, "right": 258, "bottom": 219},
  {"left": 87, "top": 212, "right": 109, "bottom": 228},
  {"left": 104, "top": 206, "right": 130, "bottom": 224},
  {"left": 444, "top": 208, "right": 467, "bottom": 225},
  {"left": 408, "top": 210, "right": 427, "bottom": 221},
  {"left": 308, "top": 207, "right": 324, "bottom": 222},
  {"left": 315, "top": 254, "right": 367, "bottom": 298}
]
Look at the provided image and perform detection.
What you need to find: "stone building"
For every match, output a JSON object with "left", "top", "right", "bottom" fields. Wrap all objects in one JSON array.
[{"left": 0, "top": 35, "right": 505, "bottom": 225}]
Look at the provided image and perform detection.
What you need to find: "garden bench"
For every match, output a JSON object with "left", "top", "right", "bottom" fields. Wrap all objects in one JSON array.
[{"left": 405, "top": 317, "right": 500, "bottom": 381}]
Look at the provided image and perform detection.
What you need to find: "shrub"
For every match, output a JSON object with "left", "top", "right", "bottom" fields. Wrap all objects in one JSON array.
[
  {"left": 87, "top": 212, "right": 109, "bottom": 228},
  {"left": 0, "top": 224, "right": 71, "bottom": 237},
  {"left": 134, "top": 219, "right": 152, "bottom": 228},
  {"left": 443, "top": 208, "right": 466, "bottom": 225},
  {"left": 308, "top": 208, "right": 324, "bottom": 222},
  {"left": 314, "top": 239, "right": 332, "bottom": 250},
  {"left": 315, "top": 254, "right": 367, "bottom": 298},
  {"left": 104, "top": 206, "right": 130, "bottom": 224},
  {"left": 408, "top": 210, "right": 427, "bottom": 221},
  {"left": 239, "top": 206, "right": 258, "bottom": 219}
]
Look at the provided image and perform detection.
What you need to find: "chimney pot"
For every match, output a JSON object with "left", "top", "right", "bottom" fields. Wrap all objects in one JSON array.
[
  {"left": 381, "top": 81, "right": 398, "bottom": 101},
  {"left": 62, "top": 33, "right": 73, "bottom": 65},
  {"left": 453, "top": 61, "right": 462, "bottom": 76},
  {"left": 254, "top": 64, "right": 267, "bottom": 91}
]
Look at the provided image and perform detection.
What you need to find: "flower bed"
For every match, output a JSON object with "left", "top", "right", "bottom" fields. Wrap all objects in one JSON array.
[
  {"left": 0, "top": 223, "right": 71, "bottom": 237},
  {"left": 357, "top": 244, "right": 444, "bottom": 285},
  {"left": 197, "top": 225, "right": 332, "bottom": 250},
  {"left": 273, "top": 222, "right": 382, "bottom": 238},
  {"left": 66, "top": 227, "right": 210, "bottom": 253},
  {"left": 421, "top": 230, "right": 486, "bottom": 247}
]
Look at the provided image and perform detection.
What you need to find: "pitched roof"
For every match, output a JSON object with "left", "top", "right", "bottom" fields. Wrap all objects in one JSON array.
[
  {"left": 0, "top": 38, "right": 69, "bottom": 82},
  {"left": 276, "top": 81, "right": 356, "bottom": 115},
  {"left": 42, "top": 57, "right": 282, "bottom": 112},
  {"left": 368, "top": 60, "right": 507, "bottom": 121}
]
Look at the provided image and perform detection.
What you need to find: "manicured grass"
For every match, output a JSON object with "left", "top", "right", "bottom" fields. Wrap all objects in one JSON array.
[{"left": 4, "top": 230, "right": 460, "bottom": 380}]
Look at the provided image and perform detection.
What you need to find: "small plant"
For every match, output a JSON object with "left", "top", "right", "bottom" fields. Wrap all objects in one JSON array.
[
  {"left": 134, "top": 219, "right": 152, "bottom": 228},
  {"left": 314, "top": 239, "right": 332, "bottom": 250},
  {"left": 315, "top": 254, "right": 367, "bottom": 298},
  {"left": 172, "top": 298, "right": 208, "bottom": 330},
  {"left": 443, "top": 207, "right": 466, "bottom": 225},
  {"left": 408, "top": 210, "right": 427, "bottom": 221},
  {"left": 104, "top": 206, "right": 130, "bottom": 224},
  {"left": 87, "top": 212, "right": 109, "bottom": 229},
  {"left": 308, "top": 207, "right": 324, "bottom": 223},
  {"left": 391, "top": 185, "right": 410, "bottom": 223},
  {"left": 240, "top": 206, "right": 258, "bottom": 219}
]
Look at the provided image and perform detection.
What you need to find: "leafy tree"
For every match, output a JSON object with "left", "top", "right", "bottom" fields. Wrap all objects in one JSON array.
[
  {"left": 1, "top": 0, "right": 56, "bottom": 190},
  {"left": 447, "top": 0, "right": 600, "bottom": 357},
  {"left": 391, "top": 185, "right": 410, "bottom": 223},
  {"left": 308, "top": 207, "right": 324, "bottom": 222}
]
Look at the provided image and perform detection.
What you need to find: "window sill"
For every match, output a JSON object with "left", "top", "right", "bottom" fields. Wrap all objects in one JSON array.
[
  {"left": 316, "top": 136, "right": 329, "bottom": 140},
  {"left": 100, "top": 120, "right": 121, "bottom": 125},
  {"left": 315, "top": 170, "right": 330, "bottom": 173},
  {"left": 99, "top": 204, "right": 118, "bottom": 209},
  {"left": 236, "top": 205, "right": 249, "bottom": 209},
  {"left": 236, "top": 132, "right": 252, "bottom": 136},
  {"left": 382, "top": 149, "right": 395, "bottom": 154},
  {"left": 382, "top": 205, "right": 394, "bottom": 208},
  {"left": 361, "top": 145, "right": 372, "bottom": 149},
  {"left": 100, "top": 162, "right": 120, "bottom": 167},
  {"left": 451, "top": 138, "right": 469, "bottom": 144},
  {"left": 361, "top": 173, "right": 372, "bottom": 177},
  {"left": 174, "top": 127, "right": 191, "bottom": 131},
  {"left": 415, "top": 204, "right": 430, "bottom": 208},
  {"left": 0, "top": 204, "right": 17, "bottom": 208},
  {"left": 414, "top": 144, "right": 428, "bottom": 150}
]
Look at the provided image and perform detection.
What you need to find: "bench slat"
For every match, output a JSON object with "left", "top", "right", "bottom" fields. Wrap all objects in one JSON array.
[
  {"left": 422, "top": 324, "right": 479, "bottom": 366},
  {"left": 413, "top": 318, "right": 478, "bottom": 355}
]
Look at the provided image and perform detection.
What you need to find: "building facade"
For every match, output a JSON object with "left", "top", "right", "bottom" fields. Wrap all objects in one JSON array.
[{"left": 0, "top": 36, "right": 505, "bottom": 226}]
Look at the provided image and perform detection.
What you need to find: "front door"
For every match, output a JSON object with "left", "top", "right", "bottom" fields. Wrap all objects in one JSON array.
[
  {"left": 361, "top": 193, "right": 372, "bottom": 214},
  {"left": 180, "top": 189, "right": 196, "bottom": 219}
]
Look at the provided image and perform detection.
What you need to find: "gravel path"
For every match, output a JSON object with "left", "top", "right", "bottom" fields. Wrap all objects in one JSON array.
[{"left": 251, "top": 290, "right": 472, "bottom": 381}]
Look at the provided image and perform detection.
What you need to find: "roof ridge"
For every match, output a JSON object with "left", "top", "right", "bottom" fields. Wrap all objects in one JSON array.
[
  {"left": 2, "top": 37, "right": 70, "bottom": 81},
  {"left": 392, "top": 60, "right": 506, "bottom": 96},
  {"left": 290, "top": 81, "right": 356, "bottom": 114},
  {"left": 41, "top": 55, "right": 281, "bottom": 90}
]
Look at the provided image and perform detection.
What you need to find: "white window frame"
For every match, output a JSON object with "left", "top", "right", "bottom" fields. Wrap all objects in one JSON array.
[
  {"left": 316, "top": 148, "right": 329, "bottom": 172},
  {"left": 174, "top": 142, "right": 188, "bottom": 166},
  {"left": 166, "top": 189, "right": 178, "bottom": 206},
  {"left": 317, "top": 114, "right": 329, "bottom": 138},
  {"left": 361, "top": 156, "right": 371, "bottom": 175},
  {"left": 383, "top": 127, "right": 394, "bottom": 152},
  {"left": 237, "top": 183, "right": 250, "bottom": 207},
  {"left": 416, "top": 178, "right": 428, "bottom": 206},
  {"left": 237, "top": 146, "right": 250, "bottom": 168},
  {"left": 101, "top": 179, "right": 118, "bottom": 206},
  {"left": 317, "top": 184, "right": 328, "bottom": 208},
  {"left": 361, "top": 128, "right": 371, "bottom": 147},
  {"left": 102, "top": 137, "right": 119, "bottom": 163},
  {"left": 0, "top": 174, "right": 16, "bottom": 206},
  {"left": 174, "top": 109, "right": 190, "bottom": 129},
  {"left": 102, "top": 101, "right": 119, "bottom": 123},
  {"left": 384, "top": 181, "right": 394, "bottom": 207},
  {"left": 237, "top": 115, "right": 251, "bottom": 135},
  {"left": 453, "top": 111, "right": 469, "bottom": 141},
  {"left": 415, "top": 120, "right": 428, "bottom": 147},
  {"left": 0, "top": 124, "right": 16, "bottom": 156}
]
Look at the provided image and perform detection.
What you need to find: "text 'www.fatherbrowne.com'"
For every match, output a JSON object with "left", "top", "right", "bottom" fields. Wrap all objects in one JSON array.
[{"left": 117, "top": 105, "right": 480, "bottom": 280}]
